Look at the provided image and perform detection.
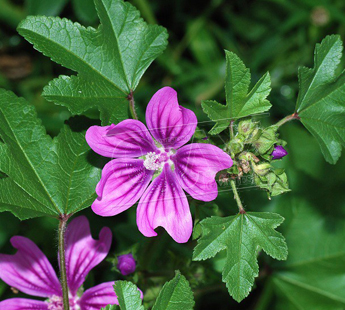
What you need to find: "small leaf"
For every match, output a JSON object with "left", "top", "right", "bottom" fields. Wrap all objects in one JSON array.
[
  {"left": 18, "top": 0, "right": 168, "bottom": 125},
  {"left": 296, "top": 35, "right": 345, "bottom": 164},
  {"left": 0, "top": 89, "right": 101, "bottom": 219},
  {"left": 202, "top": 51, "right": 271, "bottom": 134},
  {"left": 152, "top": 271, "right": 195, "bottom": 310},
  {"left": 193, "top": 212, "right": 287, "bottom": 302},
  {"left": 114, "top": 281, "right": 144, "bottom": 310},
  {"left": 101, "top": 306, "right": 117, "bottom": 310}
]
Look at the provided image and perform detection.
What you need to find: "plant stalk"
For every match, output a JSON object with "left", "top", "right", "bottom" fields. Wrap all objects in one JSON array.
[
  {"left": 275, "top": 112, "right": 300, "bottom": 127},
  {"left": 58, "top": 215, "right": 70, "bottom": 310},
  {"left": 128, "top": 90, "right": 138, "bottom": 120},
  {"left": 230, "top": 179, "right": 245, "bottom": 213}
]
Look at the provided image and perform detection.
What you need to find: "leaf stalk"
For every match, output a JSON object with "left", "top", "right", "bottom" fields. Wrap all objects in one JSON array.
[
  {"left": 128, "top": 90, "right": 139, "bottom": 120},
  {"left": 230, "top": 179, "right": 245, "bottom": 213},
  {"left": 58, "top": 214, "right": 71, "bottom": 310},
  {"left": 275, "top": 112, "right": 300, "bottom": 127}
]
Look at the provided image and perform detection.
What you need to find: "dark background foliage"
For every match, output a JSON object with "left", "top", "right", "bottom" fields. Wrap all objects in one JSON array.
[{"left": 0, "top": 0, "right": 344, "bottom": 309}]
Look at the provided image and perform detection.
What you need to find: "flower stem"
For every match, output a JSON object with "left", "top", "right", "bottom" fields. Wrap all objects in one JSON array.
[
  {"left": 275, "top": 112, "right": 300, "bottom": 128},
  {"left": 58, "top": 215, "right": 70, "bottom": 310},
  {"left": 127, "top": 90, "right": 138, "bottom": 120},
  {"left": 230, "top": 179, "right": 245, "bottom": 213}
]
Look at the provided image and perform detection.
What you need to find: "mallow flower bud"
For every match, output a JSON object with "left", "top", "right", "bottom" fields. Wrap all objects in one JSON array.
[
  {"left": 117, "top": 253, "right": 136, "bottom": 275},
  {"left": 238, "top": 119, "right": 256, "bottom": 137},
  {"left": 271, "top": 145, "right": 288, "bottom": 160},
  {"left": 253, "top": 163, "right": 271, "bottom": 176}
]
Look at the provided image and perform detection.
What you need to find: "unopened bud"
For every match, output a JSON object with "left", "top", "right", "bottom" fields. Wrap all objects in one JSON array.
[
  {"left": 238, "top": 120, "right": 256, "bottom": 137},
  {"left": 253, "top": 163, "right": 271, "bottom": 176},
  {"left": 117, "top": 254, "right": 136, "bottom": 276},
  {"left": 271, "top": 145, "right": 288, "bottom": 160}
]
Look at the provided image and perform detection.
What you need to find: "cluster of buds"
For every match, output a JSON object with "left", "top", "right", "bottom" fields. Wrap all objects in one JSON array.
[{"left": 225, "top": 119, "right": 289, "bottom": 197}]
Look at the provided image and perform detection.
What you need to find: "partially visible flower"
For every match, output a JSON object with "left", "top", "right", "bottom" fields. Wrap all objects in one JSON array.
[
  {"left": 117, "top": 254, "right": 136, "bottom": 276},
  {"left": 271, "top": 145, "right": 288, "bottom": 160},
  {"left": 0, "top": 216, "right": 121, "bottom": 310},
  {"left": 86, "top": 87, "right": 233, "bottom": 243}
]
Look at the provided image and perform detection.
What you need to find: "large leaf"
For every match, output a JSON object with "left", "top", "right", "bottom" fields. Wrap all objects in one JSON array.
[
  {"left": 152, "top": 271, "right": 195, "bottom": 310},
  {"left": 193, "top": 212, "right": 287, "bottom": 302},
  {"left": 271, "top": 198, "right": 345, "bottom": 310},
  {"left": 114, "top": 281, "right": 144, "bottom": 310},
  {"left": 296, "top": 35, "right": 345, "bottom": 164},
  {"left": 202, "top": 50, "right": 271, "bottom": 134},
  {"left": 17, "top": 0, "right": 168, "bottom": 125},
  {"left": 0, "top": 89, "right": 101, "bottom": 219}
]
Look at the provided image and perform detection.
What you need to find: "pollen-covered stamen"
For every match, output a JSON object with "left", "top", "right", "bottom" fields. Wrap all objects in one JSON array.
[{"left": 143, "top": 149, "right": 175, "bottom": 171}]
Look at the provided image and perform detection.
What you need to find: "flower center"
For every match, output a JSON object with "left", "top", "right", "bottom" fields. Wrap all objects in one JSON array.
[
  {"left": 47, "top": 295, "right": 80, "bottom": 310},
  {"left": 143, "top": 149, "right": 175, "bottom": 171}
]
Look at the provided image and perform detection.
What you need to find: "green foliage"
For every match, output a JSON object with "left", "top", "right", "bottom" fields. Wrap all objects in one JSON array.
[
  {"left": 114, "top": 281, "right": 144, "bottom": 310},
  {"left": 17, "top": 0, "right": 168, "bottom": 125},
  {"left": 202, "top": 51, "right": 271, "bottom": 135},
  {"left": 26, "top": 0, "right": 67, "bottom": 16},
  {"left": 193, "top": 212, "right": 287, "bottom": 302},
  {"left": 0, "top": 89, "right": 101, "bottom": 219},
  {"left": 271, "top": 198, "right": 345, "bottom": 310},
  {"left": 152, "top": 271, "right": 195, "bottom": 310},
  {"left": 296, "top": 35, "right": 345, "bottom": 164}
]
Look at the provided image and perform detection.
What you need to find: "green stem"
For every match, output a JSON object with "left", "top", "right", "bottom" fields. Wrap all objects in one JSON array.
[
  {"left": 128, "top": 90, "right": 138, "bottom": 120},
  {"left": 229, "top": 120, "right": 234, "bottom": 139},
  {"left": 58, "top": 215, "right": 70, "bottom": 310},
  {"left": 230, "top": 179, "right": 245, "bottom": 213},
  {"left": 275, "top": 112, "right": 300, "bottom": 127}
]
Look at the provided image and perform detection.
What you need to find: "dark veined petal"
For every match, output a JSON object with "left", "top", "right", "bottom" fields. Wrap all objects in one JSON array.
[
  {"left": 137, "top": 164, "right": 193, "bottom": 243},
  {"left": 0, "top": 298, "right": 48, "bottom": 310},
  {"left": 92, "top": 159, "right": 154, "bottom": 216},
  {"left": 0, "top": 236, "right": 61, "bottom": 298},
  {"left": 65, "top": 216, "right": 112, "bottom": 295},
  {"left": 146, "top": 87, "right": 197, "bottom": 149},
  {"left": 86, "top": 120, "right": 157, "bottom": 158},
  {"left": 173, "top": 143, "right": 233, "bottom": 201}
]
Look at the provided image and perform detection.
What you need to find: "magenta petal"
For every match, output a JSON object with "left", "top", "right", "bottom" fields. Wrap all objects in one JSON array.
[
  {"left": 0, "top": 298, "right": 48, "bottom": 310},
  {"left": 78, "top": 282, "right": 118, "bottom": 309},
  {"left": 146, "top": 87, "right": 197, "bottom": 149},
  {"left": 0, "top": 236, "right": 61, "bottom": 298},
  {"left": 174, "top": 143, "right": 233, "bottom": 201},
  {"left": 137, "top": 164, "right": 193, "bottom": 243},
  {"left": 65, "top": 216, "right": 112, "bottom": 295},
  {"left": 92, "top": 158, "right": 154, "bottom": 216},
  {"left": 86, "top": 120, "right": 157, "bottom": 158}
]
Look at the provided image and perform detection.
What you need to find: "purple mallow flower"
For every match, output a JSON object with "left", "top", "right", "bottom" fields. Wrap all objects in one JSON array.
[
  {"left": 117, "top": 254, "right": 136, "bottom": 276},
  {"left": 0, "top": 216, "right": 120, "bottom": 310},
  {"left": 86, "top": 87, "right": 233, "bottom": 243},
  {"left": 271, "top": 145, "right": 288, "bottom": 160}
]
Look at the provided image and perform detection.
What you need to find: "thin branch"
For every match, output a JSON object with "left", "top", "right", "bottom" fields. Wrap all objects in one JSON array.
[
  {"left": 127, "top": 90, "right": 138, "bottom": 120},
  {"left": 230, "top": 179, "right": 245, "bottom": 214},
  {"left": 275, "top": 112, "right": 300, "bottom": 128}
]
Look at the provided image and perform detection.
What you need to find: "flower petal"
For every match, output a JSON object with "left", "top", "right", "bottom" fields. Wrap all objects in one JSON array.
[
  {"left": 86, "top": 120, "right": 157, "bottom": 158},
  {"left": 78, "top": 282, "right": 118, "bottom": 309},
  {"left": 137, "top": 164, "right": 192, "bottom": 243},
  {"left": 65, "top": 216, "right": 112, "bottom": 295},
  {"left": 0, "top": 298, "right": 48, "bottom": 310},
  {"left": 92, "top": 158, "right": 154, "bottom": 216},
  {"left": 146, "top": 87, "right": 197, "bottom": 149},
  {"left": 0, "top": 236, "right": 61, "bottom": 298},
  {"left": 173, "top": 143, "right": 233, "bottom": 201}
]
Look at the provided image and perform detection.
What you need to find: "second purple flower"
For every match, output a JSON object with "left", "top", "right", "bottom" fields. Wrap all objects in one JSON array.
[{"left": 86, "top": 87, "right": 233, "bottom": 243}]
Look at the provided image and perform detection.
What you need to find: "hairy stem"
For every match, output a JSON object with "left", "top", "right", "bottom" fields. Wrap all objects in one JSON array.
[
  {"left": 127, "top": 90, "right": 138, "bottom": 120},
  {"left": 275, "top": 112, "right": 300, "bottom": 127},
  {"left": 229, "top": 120, "right": 234, "bottom": 139},
  {"left": 58, "top": 215, "right": 70, "bottom": 310},
  {"left": 230, "top": 179, "right": 245, "bottom": 213}
]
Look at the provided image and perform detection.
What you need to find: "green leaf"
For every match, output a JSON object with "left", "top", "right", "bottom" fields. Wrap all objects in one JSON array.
[
  {"left": 0, "top": 89, "right": 101, "bottom": 219},
  {"left": 152, "top": 271, "right": 195, "bottom": 310},
  {"left": 193, "top": 212, "right": 287, "bottom": 302},
  {"left": 101, "top": 306, "right": 117, "bottom": 310},
  {"left": 114, "top": 281, "right": 144, "bottom": 310},
  {"left": 296, "top": 35, "right": 345, "bottom": 164},
  {"left": 72, "top": 0, "right": 98, "bottom": 24},
  {"left": 17, "top": 0, "right": 168, "bottom": 125},
  {"left": 202, "top": 51, "right": 271, "bottom": 134},
  {"left": 271, "top": 198, "right": 345, "bottom": 310}
]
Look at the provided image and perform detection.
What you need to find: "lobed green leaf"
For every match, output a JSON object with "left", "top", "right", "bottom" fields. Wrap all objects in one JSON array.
[
  {"left": 17, "top": 0, "right": 168, "bottom": 125},
  {"left": 193, "top": 212, "right": 287, "bottom": 302}
]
